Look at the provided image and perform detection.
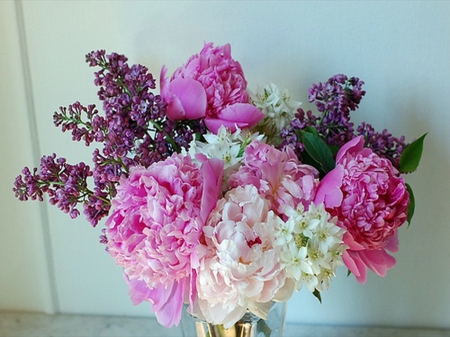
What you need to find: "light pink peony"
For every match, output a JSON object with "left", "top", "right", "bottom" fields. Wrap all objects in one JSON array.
[
  {"left": 160, "top": 42, "right": 263, "bottom": 133},
  {"left": 104, "top": 154, "right": 223, "bottom": 327},
  {"left": 228, "top": 140, "right": 320, "bottom": 218},
  {"left": 196, "top": 185, "right": 290, "bottom": 328},
  {"left": 315, "top": 136, "right": 410, "bottom": 283}
]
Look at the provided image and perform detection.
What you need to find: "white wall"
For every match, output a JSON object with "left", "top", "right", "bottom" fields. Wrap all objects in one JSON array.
[
  {"left": 0, "top": 0, "right": 54, "bottom": 314},
  {"left": 1, "top": 0, "right": 449, "bottom": 329}
]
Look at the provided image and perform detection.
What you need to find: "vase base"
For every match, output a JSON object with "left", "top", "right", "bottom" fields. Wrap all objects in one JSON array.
[{"left": 181, "top": 301, "right": 287, "bottom": 337}]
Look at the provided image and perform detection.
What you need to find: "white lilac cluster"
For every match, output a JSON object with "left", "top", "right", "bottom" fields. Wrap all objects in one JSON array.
[
  {"left": 251, "top": 83, "right": 302, "bottom": 143},
  {"left": 276, "top": 203, "right": 346, "bottom": 293}
]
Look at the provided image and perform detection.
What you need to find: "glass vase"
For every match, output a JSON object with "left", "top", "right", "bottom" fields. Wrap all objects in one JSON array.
[{"left": 180, "top": 301, "right": 287, "bottom": 337}]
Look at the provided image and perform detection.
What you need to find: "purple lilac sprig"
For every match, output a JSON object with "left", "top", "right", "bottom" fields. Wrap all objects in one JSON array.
[
  {"left": 53, "top": 102, "right": 106, "bottom": 145},
  {"left": 280, "top": 74, "right": 406, "bottom": 169},
  {"left": 13, "top": 154, "right": 94, "bottom": 219},
  {"left": 84, "top": 50, "right": 205, "bottom": 164},
  {"left": 14, "top": 50, "right": 205, "bottom": 226},
  {"left": 356, "top": 122, "right": 406, "bottom": 169},
  {"left": 280, "top": 75, "right": 365, "bottom": 160},
  {"left": 309, "top": 74, "right": 365, "bottom": 116}
]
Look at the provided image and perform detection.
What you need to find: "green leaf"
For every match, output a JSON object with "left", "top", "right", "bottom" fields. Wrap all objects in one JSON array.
[
  {"left": 406, "top": 183, "right": 415, "bottom": 226},
  {"left": 297, "top": 146, "right": 318, "bottom": 168},
  {"left": 312, "top": 289, "right": 322, "bottom": 303},
  {"left": 303, "top": 126, "right": 320, "bottom": 136},
  {"left": 302, "top": 131, "right": 335, "bottom": 174},
  {"left": 257, "top": 319, "right": 272, "bottom": 337},
  {"left": 399, "top": 133, "right": 427, "bottom": 173},
  {"left": 328, "top": 144, "right": 340, "bottom": 157}
]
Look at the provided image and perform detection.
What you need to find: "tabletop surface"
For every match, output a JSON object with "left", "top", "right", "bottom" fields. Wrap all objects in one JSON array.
[{"left": 1, "top": 311, "right": 449, "bottom": 337}]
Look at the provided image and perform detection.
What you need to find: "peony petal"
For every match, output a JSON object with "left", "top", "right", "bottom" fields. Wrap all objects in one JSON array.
[
  {"left": 219, "top": 103, "right": 264, "bottom": 124},
  {"left": 248, "top": 301, "right": 273, "bottom": 320},
  {"left": 147, "top": 283, "right": 172, "bottom": 312},
  {"left": 358, "top": 249, "right": 397, "bottom": 278},
  {"left": 343, "top": 250, "right": 368, "bottom": 284},
  {"left": 165, "top": 93, "right": 186, "bottom": 121},
  {"left": 166, "top": 78, "right": 207, "bottom": 120},
  {"left": 342, "top": 232, "right": 365, "bottom": 251},
  {"left": 196, "top": 154, "right": 223, "bottom": 224},
  {"left": 125, "top": 276, "right": 151, "bottom": 305},
  {"left": 314, "top": 165, "right": 344, "bottom": 208},
  {"left": 204, "top": 103, "right": 264, "bottom": 133},
  {"left": 385, "top": 230, "right": 399, "bottom": 253},
  {"left": 273, "top": 278, "right": 295, "bottom": 302},
  {"left": 221, "top": 306, "right": 248, "bottom": 329},
  {"left": 204, "top": 118, "right": 241, "bottom": 134},
  {"left": 335, "top": 135, "right": 365, "bottom": 163},
  {"left": 159, "top": 65, "right": 169, "bottom": 94},
  {"left": 161, "top": 68, "right": 184, "bottom": 121},
  {"left": 148, "top": 281, "right": 185, "bottom": 328}
]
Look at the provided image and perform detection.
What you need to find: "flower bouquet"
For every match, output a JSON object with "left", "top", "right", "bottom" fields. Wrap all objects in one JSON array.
[{"left": 14, "top": 42, "right": 426, "bottom": 336}]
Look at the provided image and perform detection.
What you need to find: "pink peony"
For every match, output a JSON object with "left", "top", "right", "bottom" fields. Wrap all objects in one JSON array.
[
  {"left": 315, "top": 136, "right": 410, "bottom": 283},
  {"left": 160, "top": 42, "right": 263, "bottom": 133},
  {"left": 229, "top": 140, "right": 320, "bottom": 218},
  {"left": 196, "top": 185, "right": 290, "bottom": 328},
  {"left": 104, "top": 154, "right": 223, "bottom": 327}
]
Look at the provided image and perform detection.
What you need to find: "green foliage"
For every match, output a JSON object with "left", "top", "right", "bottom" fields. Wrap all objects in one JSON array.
[
  {"left": 399, "top": 133, "right": 427, "bottom": 173},
  {"left": 299, "top": 129, "right": 335, "bottom": 175},
  {"left": 398, "top": 133, "right": 426, "bottom": 225},
  {"left": 257, "top": 319, "right": 272, "bottom": 337},
  {"left": 312, "top": 289, "right": 322, "bottom": 303},
  {"left": 406, "top": 183, "right": 415, "bottom": 226}
]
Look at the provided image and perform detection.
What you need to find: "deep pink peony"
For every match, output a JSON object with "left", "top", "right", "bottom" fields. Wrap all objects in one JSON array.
[
  {"left": 104, "top": 154, "right": 223, "bottom": 327},
  {"left": 196, "top": 185, "right": 290, "bottom": 328},
  {"left": 315, "top": 136, "right": 410, "bottom": 283},
  {"left": 229, "top": 140, "right": 319, "bottom": 218},
  {"left": 160, "top": 42, "right": 263, "bottom": 133}
]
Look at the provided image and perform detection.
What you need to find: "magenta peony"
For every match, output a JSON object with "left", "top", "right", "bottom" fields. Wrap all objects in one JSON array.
[
  {"left": 160, "top": 42, "right": 263, "bottom": 133},
  {"left": 229, "top": 140, "right": 320, "bottom": 218},
  {"left": 315, "top": 136, "right": 410, "bottom": 283},
  {"left": 104, "top": 154, "right": 223, "bottom": 327},
  {"left": 196, "top": 184, "right": 290, "bottom": 328}
]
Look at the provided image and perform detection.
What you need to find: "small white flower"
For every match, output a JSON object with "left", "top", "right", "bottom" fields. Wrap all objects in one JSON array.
[
  {"left": 282, "top": 244, "right": 312, "bottom": 285},
  {"left": 274, "top": 218, "right": 294, "bottom": 246},
  {"left": 251, "top": 83, "right": 301, "bottom": 143},
  {"left": 276, "top": 202, "right": 345, "bottom": 293},
  {"left": 184, "top": 125, "right": 263, "bottom": 169},
  {"left": 307, "top": 246, "right": 331, "bottom": 275},
  {"left": 301, "top": 271, "right": 319, "bottom": 293}
]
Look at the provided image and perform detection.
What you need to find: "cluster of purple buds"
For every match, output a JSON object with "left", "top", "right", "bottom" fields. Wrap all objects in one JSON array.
[
  {"left": 14, "top": 50, "right": 206, "bottom": 227},
  {"left": 309, "top": 74, "right": 365, "bottom": 116},
  {"left": 280, "top": 74, "right": 407, "bottom": 170},
  {"left": 357, "top": 122, "right": 407, "bottom": 169},
  {"left": 280, "top": 75, "right": 366, "bottom": 159},
  {"left": 53, "top": 102, "right": 106, "bottom": 146},
  {"left": 13, "top": 154, "right": 92, "bottom": 220},
  {"left": 308, "top": 74, "right": 366, "bottom": 146}
]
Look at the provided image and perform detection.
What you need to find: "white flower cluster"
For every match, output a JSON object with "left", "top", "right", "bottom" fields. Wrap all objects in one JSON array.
[
  {"left": 275, "top": 203, "right": 346, "bottom": 293},
  {"left": 185, "top": 125, "right": 263, "bottom": 169},
  {"left": 251, "top": 83, "right": 302, "bottom": 143}
]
